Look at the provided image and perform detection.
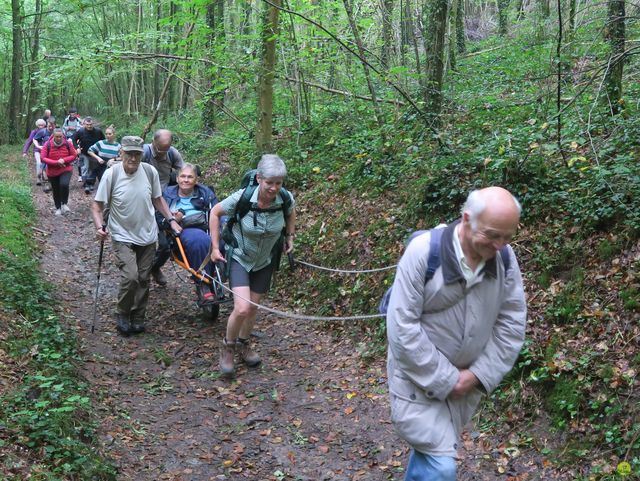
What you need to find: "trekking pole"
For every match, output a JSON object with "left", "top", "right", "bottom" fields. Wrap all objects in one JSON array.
[{"left": 91, "top": 225, "right": 107, "bottom": 333}]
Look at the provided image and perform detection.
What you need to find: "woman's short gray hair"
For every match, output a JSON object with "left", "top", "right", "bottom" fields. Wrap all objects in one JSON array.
[
  {"left": 462, "top": 189, "right": 522, "bottom": 230},
  {"left": 35, "top": 118, "right": 46, "bottom": 127},
  {"left": 179, "top": 162, "right": 198, "bottom": 176},
  {"left": 257, "top": 154, "right": 287, "bottom": 179}
]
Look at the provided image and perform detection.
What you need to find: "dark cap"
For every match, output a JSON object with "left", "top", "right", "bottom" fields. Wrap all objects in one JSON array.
[{"left": 121, "top": 136, "right": 144, "bottom": 152}]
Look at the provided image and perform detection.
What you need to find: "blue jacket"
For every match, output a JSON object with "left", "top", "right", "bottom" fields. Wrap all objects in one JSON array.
[{"left": 157, "top": 184, "right": 219, "bottom": 227}]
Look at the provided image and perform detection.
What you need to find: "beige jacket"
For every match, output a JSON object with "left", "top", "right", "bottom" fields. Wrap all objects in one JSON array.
[{"left": 386, "top": 221, "right": 527, "bottom": 457}]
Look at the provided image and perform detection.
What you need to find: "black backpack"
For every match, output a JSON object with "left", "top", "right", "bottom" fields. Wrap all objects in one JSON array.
[{"left": 221, "top": 169, "right": 293, "bottom": 271}]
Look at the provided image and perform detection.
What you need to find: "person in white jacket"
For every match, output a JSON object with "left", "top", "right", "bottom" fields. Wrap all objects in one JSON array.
[{"left": 386, "top": 186, "right": 527, "bottom": 481}]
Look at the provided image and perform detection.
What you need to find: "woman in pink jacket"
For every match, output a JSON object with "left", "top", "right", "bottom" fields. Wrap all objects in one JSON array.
[{"left": 41, "top": 128, "right": 78, "bottom": 215}]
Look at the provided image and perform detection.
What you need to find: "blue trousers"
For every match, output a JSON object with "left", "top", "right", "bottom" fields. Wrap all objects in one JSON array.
[
  {"left": 179, "top": 228, "right": 213, "bottom": 276},
  {"left": 404, "top": 450, "right": 456, "bottom": 481}
]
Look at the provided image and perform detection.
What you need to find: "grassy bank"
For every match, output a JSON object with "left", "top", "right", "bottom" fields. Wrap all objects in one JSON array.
[{"left": 0, "top": 146, "right": 115, "bottom": 480}]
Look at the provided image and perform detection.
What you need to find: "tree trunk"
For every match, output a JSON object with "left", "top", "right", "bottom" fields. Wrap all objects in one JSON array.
[
  {"left": 7, "top": 0, "right": 23, "bottom": 142},
  {"left": 381, "top": 0, "right": 395, "bottom": 70},
  {"left": 423, "top": 0, "right": 449, "bottom": 119},
  {"left": 256, "top": 0, "right": 281, "bottom": 154},
  {"left": 449, "top": 0, "right": 458, "bottom": 71},
  {"left": 203, "top": 0, "right": 225, "bottom": 133},
  {"left": 343, "top": 0, "right": 384, "bottom": 129},
  {"left": 24, "top": 0, "right": 42, "bottom": 133},
  {"left": 497, "top": 0, "right": 510, "bottom": 35},
  {"left": 456, "top": 0, "right": 466, "bottom": 53},
  {"left": 539, "top": 0, "right": 550, "bottom": 18},
  {"left": 569, "top": 0, "right": 576, "bottom": 33},
  {"left": 605, "top": 0, "right": 625, "bottom": 114}
]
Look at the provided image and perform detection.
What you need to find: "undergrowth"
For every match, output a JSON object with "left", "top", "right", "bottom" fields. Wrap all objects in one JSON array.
[{"left": 0, "top": 146, "right": 116, "bottom": 480}]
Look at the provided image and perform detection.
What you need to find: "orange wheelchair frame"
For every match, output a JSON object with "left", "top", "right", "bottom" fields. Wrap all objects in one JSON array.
[{"left": 171, "top": 235, "right": 229, "bottom": 322}]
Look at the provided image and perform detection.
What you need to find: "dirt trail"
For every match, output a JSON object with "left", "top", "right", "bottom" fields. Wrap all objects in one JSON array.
[{"left": 31, "top": 168, "right": 569, "bottom": 480}]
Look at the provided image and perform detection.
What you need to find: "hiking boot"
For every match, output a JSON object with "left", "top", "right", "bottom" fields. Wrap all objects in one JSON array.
[
  {"left": 219, "top": 338, "right": 236, "bottom": 378},
  {"left": 54, "top": 209, "right": 62, "bottom": 216},
  {"left": 131, "top": 319, "right": 145, "bottom": 334},
  {"left": 237, "top": 337, "right": 261, "bottom": 367},
  {"left": 61, "top": 204, "right": 71, "bottom": 214},
  {"left": 116, "top": 315, "right": 132, "bottom": 337},
  {"left": 43, "top": 183, "right": 51, "bottom": 193},
  {"left": 151, "top": 268, "right": 167, "bottom": 286},
  {"left": 84, "top": 186, "right": 91, "bottom": 194}
]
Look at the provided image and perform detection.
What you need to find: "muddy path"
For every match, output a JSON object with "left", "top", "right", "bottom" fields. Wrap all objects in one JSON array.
[{"left": 30, "top": 166, "right": 571, "bottom": 481}]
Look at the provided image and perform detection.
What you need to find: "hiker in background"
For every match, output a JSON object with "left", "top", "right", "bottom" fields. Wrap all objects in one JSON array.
[
  {"left": 22, "top": 118, "right": 46, "bottom": 185},
  {"left": 40, "top": 128, "right": 77, "bottom": 216},
  {"left": 385, "top": 187, "right": 526, "bottom": 481},
  {"left": 143, "top": 129, "right": 185, "bottom": 287},
  {"left": 91, "top": 136, "right": 181, "bottom": 336},
  {"left": 88, "top": 124, "right": 120, "bottom": 183},
  {"left": 62, "top": 107, "right": 82, "bottom": 139},
  {"left": 42, "top": 109, "right": 52, "bottom": 125},
  {"left": 209, "top": 154, "right": 296, "bottom": 379},
  {"left": 73, "top": 116, "right": 105, "bottom": 192},
  {"left": 32, "top": 117, "right": 56, "bottom": 193}
]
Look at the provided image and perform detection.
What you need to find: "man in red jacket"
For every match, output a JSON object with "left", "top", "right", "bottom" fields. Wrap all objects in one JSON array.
[{"left": 41, "top": 128, "right": 78, "bottom": 216}]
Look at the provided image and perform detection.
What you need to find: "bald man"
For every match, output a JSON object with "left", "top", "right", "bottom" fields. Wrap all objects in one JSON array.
[{"left": 386, "top": 187, "right": 527, "bottom": 481}]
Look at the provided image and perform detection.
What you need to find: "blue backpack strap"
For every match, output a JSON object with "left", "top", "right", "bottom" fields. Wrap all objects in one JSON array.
[
  {"left": 142, "top": 143, "right": 152, "bottom": 163},
  {"left": 499, "top": 245, "right": 511, "bottom": 274},
  {"left": 424, "top": 227, "right": 444, "bottom": 284}
]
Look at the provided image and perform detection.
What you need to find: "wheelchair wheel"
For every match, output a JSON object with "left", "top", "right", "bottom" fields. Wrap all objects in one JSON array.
[{"left": 201, "top": 302, "right": 220, "bottom": 323}]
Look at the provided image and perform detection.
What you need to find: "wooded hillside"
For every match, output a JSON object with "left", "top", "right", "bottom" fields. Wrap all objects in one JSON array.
[{"left": 1, "top": 0, "right": 640, "bottom": 479}]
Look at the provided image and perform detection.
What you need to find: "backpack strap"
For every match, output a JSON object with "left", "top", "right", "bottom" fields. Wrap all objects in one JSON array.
[
  {"left": 499, "top": 245, "right": 511, "bottom": 274},
  {"left": 424, "top": 227, "right": 444, "bottom": 284}
]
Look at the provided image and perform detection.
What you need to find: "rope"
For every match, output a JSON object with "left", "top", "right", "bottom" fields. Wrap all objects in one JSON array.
[
  {"left": 294, "top": 258, "right": 397, "bottom": 274},
  {"left": 211, "top": 277, "right": 385, "bottom": 321}
]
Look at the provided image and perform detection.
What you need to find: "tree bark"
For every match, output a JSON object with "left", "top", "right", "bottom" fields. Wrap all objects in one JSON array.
[
  {"left": 8, "top": 0, "right": 23, "bottom": 141},
  {"left": 256, "top": 0, "right": 281, "bottom": 154},
  {"left": 381, "top": 0, "right": 395, "bottom": 70},
  {"left": 423, "top": 0, "right": 449, "bottom": 120},
  {"left": 203, "top": 0, "right": 225, "bottom": 133},
  {"left": 604, "top": 0, "right": 625, "bottom": 114},
  {"left": 456, "top": 0, "right": 466, "bottom": 53},
  {"left": 24, "top": 0, "right": 42, "bottom": 133},
  {"left": 497, "top": 0, "right": 510, "bottom": 36}
]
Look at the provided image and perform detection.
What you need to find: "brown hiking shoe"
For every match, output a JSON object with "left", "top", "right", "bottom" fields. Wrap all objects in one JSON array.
[
  {"left": 237, "top": 337, "right": 261, "bottom": 367},
  {"left": 219, "top": 338, "right": 236, "bottom": 378},
  {"left": 151, "top": 268, "right": 167, "bottom": 286}
]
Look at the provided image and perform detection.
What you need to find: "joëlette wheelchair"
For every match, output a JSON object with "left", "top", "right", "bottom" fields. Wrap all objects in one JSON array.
[
  {"left": 162, "top": 203, "right": 230, "bottom": 323},
  {"left": 170, "top": 234, "right": 229, "bottom": 322}
]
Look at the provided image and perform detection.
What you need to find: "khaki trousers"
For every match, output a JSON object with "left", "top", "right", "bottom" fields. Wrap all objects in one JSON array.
[{"left": 112, "top": 240, "right": 156, "bottom": 320}]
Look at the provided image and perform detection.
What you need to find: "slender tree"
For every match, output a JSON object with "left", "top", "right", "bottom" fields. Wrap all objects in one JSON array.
[
  {"left": 456, "top": 0, "right": 466, "bottom": 53},
  {"left": 256, "top": 0, "right": 281, "bottom": 153},
  {"left": 203, "top": 0, "right": 225, "bottom": 133},
  {"left": 497, "top": 0, "right": 510, "bottom": 35},
  {"left": 381, "top": 0, "right": 395, "bottom": 70},
  {"left": 7, "top": 0, "right": 24, "bottom": 141},
  {"left": 343, "top": 0, "right": 384, "bottom": 128},
  {"left": 423, "top": 0, "right": 450, "bottom": 119},
  {"left": 604, "top": 0, "right": 625, "bottom": 114}
]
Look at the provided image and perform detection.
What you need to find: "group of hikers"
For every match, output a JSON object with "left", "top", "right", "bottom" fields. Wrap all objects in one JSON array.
[
  {"left": 22, "top": 109, "right": 526, "bottom": 481},
  {"left": 23, "top": 108, "right": 117, "bottom": 213}
]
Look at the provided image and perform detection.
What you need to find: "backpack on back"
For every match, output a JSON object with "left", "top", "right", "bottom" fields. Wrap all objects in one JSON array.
[
  {"left": 221, "top": 169, "right": 293, "bottom": 271},
  {"left": 378, "top": 226, "right": 511, "bottom": 314}
]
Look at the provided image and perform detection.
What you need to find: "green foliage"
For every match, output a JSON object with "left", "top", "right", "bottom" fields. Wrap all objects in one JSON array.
[
  {"left": 619, "top": 287, "right": 640, "bottom": 312},
  {"left": 0, "top": 148, "right": 116, "bottom": 480},
  {"left": 544, "top": 375, "right": 582, "bottom": 428}
]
